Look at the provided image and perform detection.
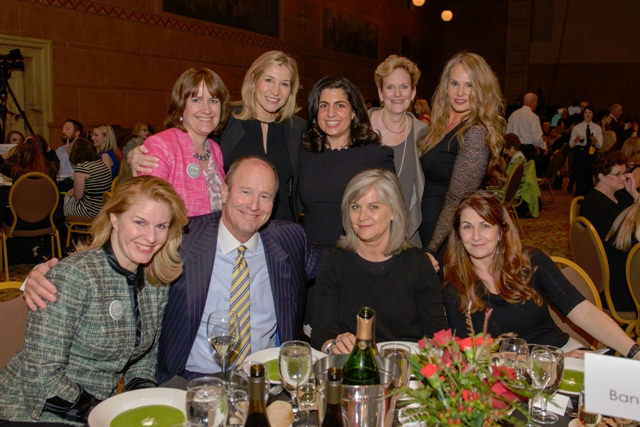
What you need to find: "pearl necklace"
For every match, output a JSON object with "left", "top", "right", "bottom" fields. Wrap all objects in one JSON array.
[{"left": 381, "top": 109, "right": 408, "bottom": 135}]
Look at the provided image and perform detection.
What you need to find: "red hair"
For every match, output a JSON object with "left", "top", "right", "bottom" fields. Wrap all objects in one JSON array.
[{"left": 443, "top": 190, "right": 541, "bottom": 313}]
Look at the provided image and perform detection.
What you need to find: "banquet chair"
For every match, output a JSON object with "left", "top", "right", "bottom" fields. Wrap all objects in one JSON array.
[
  {"left": 549, "top": 256, "right": 602, "bottom": 349},
  {"left": 1, "top": 172, "right": 63, "bottom": 281},
  {"left": 0, "top": 282, "right": 27, "bottom": 370},
  {"left": 569, "top": 196, "right": 584, "bottom": 226},
  {"left": 501, "top": 162, "right": 524, "bottom": 233},
  {"left": 537, "top": 149, "right": 565, "bottom": 206},
  {"left": 626, "top": 243, "right": 640, "bottom": 338},
  {"left": 570, "top": 216, "right": 637, "bottom": 336},
  {"left": 65, "top": 215, "right": 93, "bottom": 249}
]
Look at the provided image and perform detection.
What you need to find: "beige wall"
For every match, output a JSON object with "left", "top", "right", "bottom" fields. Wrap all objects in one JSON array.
[{"left": 0, "top": 0, "right": 428, "bottom": 147}]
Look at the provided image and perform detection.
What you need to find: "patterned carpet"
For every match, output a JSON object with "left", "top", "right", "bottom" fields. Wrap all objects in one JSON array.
[{"left": 3, "top": 188, "right": 574, "bottom": 283}]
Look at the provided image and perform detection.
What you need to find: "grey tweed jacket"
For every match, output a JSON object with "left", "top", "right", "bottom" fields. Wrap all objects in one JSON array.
[{"left": 0, "top": 248, "right": 169, "bottom": 424}]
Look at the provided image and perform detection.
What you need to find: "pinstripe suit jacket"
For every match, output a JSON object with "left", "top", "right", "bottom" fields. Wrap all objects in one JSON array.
[{"left": 156, "top": 211, "right": 318, "bottom": 383}]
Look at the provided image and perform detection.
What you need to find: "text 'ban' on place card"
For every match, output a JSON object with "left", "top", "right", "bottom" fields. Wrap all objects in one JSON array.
[{"left": 584, "top": 353, "right": 640, "bottom": 422}]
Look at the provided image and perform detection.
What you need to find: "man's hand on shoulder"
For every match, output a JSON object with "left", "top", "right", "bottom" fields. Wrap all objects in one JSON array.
[{"left": 23, "top": 258, "right": 59, "bottom": 311}]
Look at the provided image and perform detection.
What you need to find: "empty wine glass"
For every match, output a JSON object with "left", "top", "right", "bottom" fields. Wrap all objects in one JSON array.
[
  {"left": 297, "top": 382, "right": 317, "bottom": 426},
  {"left": 526, "top": 345, "right": 558, "bottom": 426},
  {"left": 207, "top": 310, "right": 239, "bottom": 383},
  {"left": 279, "top": 340, "right": 312, "bottom": 421},
  {"left": 498, "top": 338, "right": 529, "bottom": 383}
]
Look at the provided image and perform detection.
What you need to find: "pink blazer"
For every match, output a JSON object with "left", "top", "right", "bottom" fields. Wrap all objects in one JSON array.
[{"left": 143, "top": 128, "right": 225, "bottom": 216}]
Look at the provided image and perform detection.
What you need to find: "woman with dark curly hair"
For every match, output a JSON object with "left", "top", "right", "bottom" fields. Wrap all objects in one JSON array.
[
  {"left": 442, "top": 191, "right": 638, "bottom": 358},
  {"left": 298, "top": 76, "right": 395, "bottom": 248}
]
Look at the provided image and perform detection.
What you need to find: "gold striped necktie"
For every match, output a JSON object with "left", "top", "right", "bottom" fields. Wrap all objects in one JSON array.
[{"left": 230, "top": 245, "right": 250, "bottom": 364}]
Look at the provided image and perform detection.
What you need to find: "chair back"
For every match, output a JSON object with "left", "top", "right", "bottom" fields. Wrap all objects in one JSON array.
[
  {"left": 571, "top": 216, "right": 636, "bottom": 329},
  {"left": 569, "top": 196, "right": 584, "bottom": 226},
  {"left": 570, "top": 216, "right": 607, "bottom": 293},
  {"left": 548, "top": 256, "right": 602, "bottom": 349},
  {"left": 542, "top": 149, "right": 565, "bottom": 179},
  {"left": 6, "top": 172, "right": 59, "bottom": 233},
  {"left": 0, "top": 290, "right": 28, "bottom": 369},
  {"left": 502, "top": 163, "right": 524, "bottom": 205},
  {"left": 626, "top": 242, "right": 640, "bottom": 318}
]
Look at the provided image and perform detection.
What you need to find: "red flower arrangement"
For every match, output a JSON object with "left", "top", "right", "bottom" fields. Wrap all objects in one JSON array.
[{"left": 399, "top": 311, "right": 533, "bottom": 426}]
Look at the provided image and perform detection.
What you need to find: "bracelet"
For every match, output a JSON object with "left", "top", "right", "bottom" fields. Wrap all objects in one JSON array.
[
  {"left": 626, "top": 344, "right": 640, "bottom": 359},
  {"left": 324, "top": 339, "right": 338, "bottom": 355}
]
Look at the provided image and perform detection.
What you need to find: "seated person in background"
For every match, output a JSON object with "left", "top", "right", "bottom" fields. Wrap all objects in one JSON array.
[
  {"left": 442, "top": 190, "right": 639, "bottom": 358},
  {"left": 33, "top": 134, "right": 60, "bottom": 172},
  {"left": 56, "top": 119, "right": 82, "bottom": 179},
  {"left": 311, "top": 169, "right": 447, "bottom": 354},
  {"left": 488, "top": 133, "right": 540, "bottom": 217},
  {"left": 580, "top": 151, "right": 638, "bottom": 311},
  {"left": 0, "top": 136, "right": 57, "bottom": 180},
  {"left": 4, "top": 130, "right": 24, "bottom": 145},
  {"left": 621, "top": 135, "right": 640, "bottom": 189},
  {"left": 91, "top": 125, "right": 120, "bottom": 178},
  {"left": 0, "top": 176, "right": 188, "bottom": 425},
  {"left": 119, "top": 122, "right": 151, "bottom": 180},
  {"left": 64, "top": 138, "right": 113, "bottom": 219},
  {"left": 607, "top": 197, "right": 640, "bottom": 254}
]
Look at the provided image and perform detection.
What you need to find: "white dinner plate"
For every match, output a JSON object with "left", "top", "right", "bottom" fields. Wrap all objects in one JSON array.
[
  {"left": 378, "top": 341, "right": 421, "bottom": 355},
  {"left": 242, "top": 346, "right": 326, "bottom": 384},
  {"left": 88, "top": 387, "right": 186, "bottom": 427}
]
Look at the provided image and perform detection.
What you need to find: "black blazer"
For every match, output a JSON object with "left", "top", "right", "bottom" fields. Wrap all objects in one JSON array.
[
  {"left": 219, "top": 114, "right": 306, "bottom": 219},
  {"left": 156, "top": 211, "right": 319, "bottom": 383}
]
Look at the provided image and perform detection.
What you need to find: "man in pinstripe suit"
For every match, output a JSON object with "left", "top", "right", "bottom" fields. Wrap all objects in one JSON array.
[{"left": 23, "top": 156, "right": 320, "bottom": 384}]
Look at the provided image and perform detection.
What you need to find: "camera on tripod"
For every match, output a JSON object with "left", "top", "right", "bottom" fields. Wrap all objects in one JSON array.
[{"left": 0, "top": 49, "right": 25, "bottom": 78}]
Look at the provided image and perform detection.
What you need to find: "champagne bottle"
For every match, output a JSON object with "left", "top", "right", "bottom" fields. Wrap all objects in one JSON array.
[
  {"left": 342, "top": 306, "right": 380, "bottom": 385},
  {"left": 321, "top": 367, "right": 344, "bottom": 427},
  {"left": 244, "top": 363, "right": 271, "bottom": 427}
]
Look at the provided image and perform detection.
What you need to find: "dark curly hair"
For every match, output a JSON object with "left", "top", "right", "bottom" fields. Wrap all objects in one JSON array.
[
  {"left": 593, "top": 150, "right": 627, "bottom": 180},
  {"left": 302, "top": 76, "right": 380, "bottom": 152}
]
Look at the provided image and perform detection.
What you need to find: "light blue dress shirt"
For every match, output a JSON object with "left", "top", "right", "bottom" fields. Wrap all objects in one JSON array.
[{"left": 185, "top": 220, "right": 277, "bottom": 373}]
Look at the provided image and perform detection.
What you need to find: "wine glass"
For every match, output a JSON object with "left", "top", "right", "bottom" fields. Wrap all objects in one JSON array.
[
  {"left": 537, "top": 346, "right": 564, "bottom": 424},
  {"left": 207, "top": 310, "right": 239, "bottom": 383},
  {"left": 279, "top": 340, "right": 312, "bottom": 421},
  {"left": 380, "top": 342, "right": 411, "bottom": 387},
  {"left": 526, "top": 345, "right": 558, "bottom": 425},
  {"left": 185, "top": 376, "right": 228, "bottom": 427},
  {"left": 497, "top": 338, "right": 529, "bottom": 383},
  {"left": 297, "top": 382, "right": 317, "bottom": 427}
]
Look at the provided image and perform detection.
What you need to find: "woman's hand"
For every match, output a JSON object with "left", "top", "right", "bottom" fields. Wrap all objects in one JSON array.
[
  {"left": 128, "top": 144, "right": 159, "bottom": 176},
  {"left": 624, "top": 173, "right": 638, "bottom": 200},
  {"left": 323, "top": 332, "right": 356, "bottom": 355},
  {"left": 23, "top": 259, "right": 59, "bottom": 311},
  {"left": 427, "top": 252, "right": 440, "bottom": 272}
]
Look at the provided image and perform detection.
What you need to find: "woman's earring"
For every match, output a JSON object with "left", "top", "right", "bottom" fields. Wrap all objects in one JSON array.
[{"left": 179, "top": 116, "right": 184, "bottom": 122}]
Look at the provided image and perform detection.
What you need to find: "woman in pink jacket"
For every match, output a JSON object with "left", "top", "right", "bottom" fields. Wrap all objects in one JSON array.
[{"left": 141, "top": 67, "right": 229, "bottom": 216}]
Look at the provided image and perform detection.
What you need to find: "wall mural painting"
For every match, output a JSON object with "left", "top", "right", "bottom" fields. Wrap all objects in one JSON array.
[
  {"left": 323, "top": 8, "right": 378, "bottom": 59},
  {"left": 163, "top": 0, "right": 279, "bottom": 37}
]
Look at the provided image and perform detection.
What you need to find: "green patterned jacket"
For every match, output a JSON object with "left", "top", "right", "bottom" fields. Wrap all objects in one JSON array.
[{"left": 0, "top": 247, "right": 169, "bottom": 424}]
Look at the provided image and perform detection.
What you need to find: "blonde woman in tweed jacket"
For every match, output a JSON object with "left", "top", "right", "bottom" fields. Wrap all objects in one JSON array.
[{"left": 0, "top": 176, "right": 188, "bottom": 425}]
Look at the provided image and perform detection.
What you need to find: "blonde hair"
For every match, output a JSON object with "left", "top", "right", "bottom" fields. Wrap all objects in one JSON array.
[
  {"left": 607, "top": 198, "right": 640, "bottom": 251},
  {"left": 94, "top": 125, "right": 117, "bottom": 154},
  {"left": 374, "top": 54, "right": 421, "bottom": 89},
  {"left": 622, "top": 136, "right": 640, "bottom": 163},
  {"left": 338, "top": 169, "right": 411, "bottom": 256},
  {"left": 234, "top": 50, "right": 300, "bottom": 124},
  {"left": 418, "top": 51, "right": 505, "bottom": 172},
  {"left": 77, "top": 176, "right": 188, "bottom": 285}
]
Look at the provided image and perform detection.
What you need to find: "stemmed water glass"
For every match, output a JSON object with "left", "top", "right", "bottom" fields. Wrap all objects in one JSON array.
[
  {"left": 535, "top": 345, "right": 564, "bottom": 424},
  {"left": 207, "top": 310, "right": 239, "bottom": 383},
  {"left": 279, "top": 340, "right": 312, "bottom": 421},
  {"left": 526, "top": 345, "right": 559, "bottom": 426}
]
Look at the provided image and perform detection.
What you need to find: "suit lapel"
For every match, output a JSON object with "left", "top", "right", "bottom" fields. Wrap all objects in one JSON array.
[
  {"left": 183, "top": 214, "right": 220, "bottom": 345},
  {"left": 260, "top": 226, "right": 293, "bottom": 338}
]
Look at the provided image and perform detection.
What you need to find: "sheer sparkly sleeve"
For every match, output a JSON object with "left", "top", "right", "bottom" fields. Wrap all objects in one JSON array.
[{"left": 427, "top": 125, "right": 490, "bottom": 253}]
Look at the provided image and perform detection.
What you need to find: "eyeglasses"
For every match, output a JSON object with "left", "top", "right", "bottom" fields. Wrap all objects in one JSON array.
[{"left": 608, "top": 170, "right": 627, "bottom": 177}]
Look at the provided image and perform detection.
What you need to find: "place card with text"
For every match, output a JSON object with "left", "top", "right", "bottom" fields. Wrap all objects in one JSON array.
[{"left": 584, "top": 353, "right": 640, "bottom": 421}]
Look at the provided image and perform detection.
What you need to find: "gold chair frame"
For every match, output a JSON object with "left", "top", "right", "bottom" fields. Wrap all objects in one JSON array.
[
  {"left": 502, "top": 162, "right": 524, "bottom": 233},
  {"left": 626, "top": 242, "right": 640, "bottom": 339},
  {"left": 1, "top": 172, "right": 62, "bottom": 280},
  {"left": 569, "top": 195, "right": 584, "bottom": 227}
]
